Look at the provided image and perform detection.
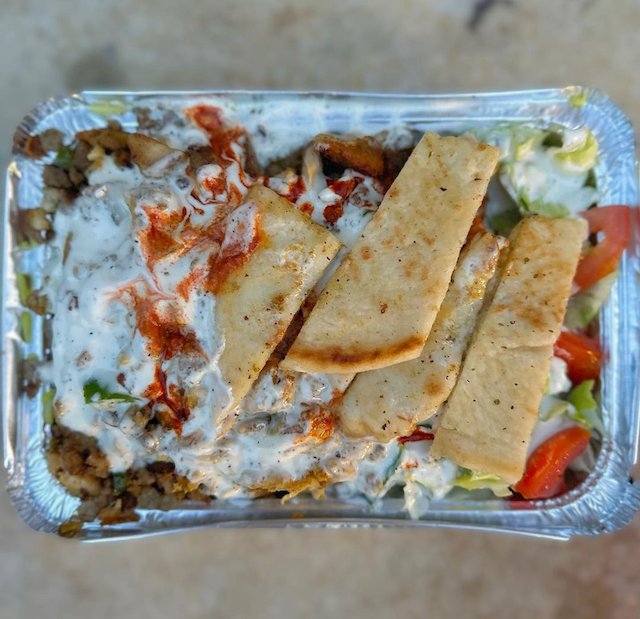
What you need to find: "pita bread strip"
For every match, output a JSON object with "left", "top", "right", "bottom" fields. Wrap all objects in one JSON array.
[
  {"left": 215, "top": 184, "right": 341, "bottom": 428},
  {"left": 431, "top": 216, "right": 587, "bottom": 484},
  {"left": 283, "top": 132, "right": 500, "bottom": 373},
  {"left": 339, "top": 233, "right": 505, "bottom": 440}
]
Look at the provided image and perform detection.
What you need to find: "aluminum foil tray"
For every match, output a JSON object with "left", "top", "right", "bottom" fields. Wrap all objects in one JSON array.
[{"left": 3, "top": 88, "right": 640, "bottom": 540}]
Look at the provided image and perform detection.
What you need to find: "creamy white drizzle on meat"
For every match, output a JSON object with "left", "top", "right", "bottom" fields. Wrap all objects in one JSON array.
[{"left": 45, "top": 106, "right": 453, "bottom": 505}]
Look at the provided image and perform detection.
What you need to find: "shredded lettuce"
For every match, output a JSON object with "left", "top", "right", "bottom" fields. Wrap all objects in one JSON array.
[
  {"left": 475, "top": 124, "right": 599, "bottom": 217},
  {"left": 489, "top": 208, "right": 522, "bottom": 237},
  {"left": 19, "top": 311, "right": 32, "bottom": 343},
  {"left": 453, "top": 469, "right": 511, "bottom": 497},
  {"left": 567, "top": 380, "right": 605, "bottom": 434},
  {"left": 568, "top": 91, "right": 588, "bottom": 108},
  {"left": 514, "top": 136, "right": 537, "bottom": 161},
  {"left": 89, "top": 100, "right": 127, "bottom": 117},
  {"left": 539, "top": 380, "right": 605, "bottom": 434},
  {"left": 565, "top": 271, "right": 618, "bottom": 330},
  {"left": 553, "top": 130, "right": 599, "bottom": 173},
  {"left": 42, "top": 388, "right": 56, "bottom": 425},
  {"left": 568, "top": 379, "right": 597, "bottom": 411},
  {"left": 16, "top": 272, "right": 32, "bottom": 305},
  {"left": 17, "top": 239, "right": 41, "bottom": 252},
  {"left": 471, "top": 124, "right": 543, "bottom": 163},
  {"left": 518, "top": 188, "right": 571, "bottom": 218},
  {"left": 539, "top": 395, "right": 572, "bottom": 421},
  {"left": 83, "top": 379, "right": 138, "bottom": 408}
]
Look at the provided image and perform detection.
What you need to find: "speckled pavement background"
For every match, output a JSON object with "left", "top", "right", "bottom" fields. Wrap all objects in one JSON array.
[{"left": 2, "top": 1, "right": 640, "bottom": 617}]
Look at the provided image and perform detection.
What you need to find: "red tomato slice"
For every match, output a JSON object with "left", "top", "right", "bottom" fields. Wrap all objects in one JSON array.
[
  {"left": 554, "top": 330, "right": 602, "bottom": 384},
  {"left": 514, "top": 426, "right": 591, "bottom": 499},
  {"left": 574, "top": 205, "right": 631, "bottom": 295}
]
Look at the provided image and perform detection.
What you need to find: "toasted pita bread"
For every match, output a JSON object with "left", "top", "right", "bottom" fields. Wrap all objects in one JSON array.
[
  {"left": 214, "top": 185, "right": 341, "bottom": 428},
  {"left": 338, "top": 233, "right": 505, "bottom": 440},
  {"left": 430, "top": 216, "right": 587, "bottom": 484},
  {"left": 282, "top": 132, "right": 500, "bottom": 374}
]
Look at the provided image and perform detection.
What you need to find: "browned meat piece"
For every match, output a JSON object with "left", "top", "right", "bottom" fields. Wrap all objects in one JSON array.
[
  {"left": 382, "top": 146, "right": 413, "bottom": 188},
  {"left": 40, "top": 187, "right": 75, "bottom": 211},
  {"left": 118, "top": 491, "right": 138, "bottom": 511},
  {"left": 133, "top": 106, "right": 183, "bottom": 132},
  {"left": 131, "top": 403, "right": 153, "bottom": 428},
  {"left": 85, "top": 451, "right": 111, "bottom": 478},
  {"left": 312, "top": 133, "right": 385, "bottom": 178},
  {"left": 47, "top": 424, "right": 215, "bottom": 526},
  {"left": 25, "top": 289, "right": 49, "bottom": 315},
  {"left": 244, "top": 137, "right": 261, "bottom": 177},
  {"left": 50, "top": 424, "right": 111, "bottom": 479},
  {"left": 62, "top": 447, "right": 85, "bottom": 476},
  {"left": 71, "top": 140, "right": 92, "bottom": 171},
  {"left": 146, "top": 460, "right": 176, "bottom": 475},
  {"left": 77, "top": 127, "right": 129, "bottom": 151},
  {"left": 22, "top": 129, "right": 64, "bottom": 159},
  {"left": 39, "top": 129, "right": 64, "bottom": 152},
  {"left": 18, "top": 356, "right": 40, "bottom": 399},
  {"left": 97, "top": 494, "right": 139, "bottom": 525},
  {"left": 264, "top": 146, "right": 304, "bottom": 177},
  {"left": 24, "top": 135, "right": 46, "bottom": 159},
  {"left": 133, "top": 107, "right": 155, "bottom": 130},
  {"left": 68, "top": 166, "right": 86, "bottom": 187},
  {"left": 46, "top": 426, "right": 110, "bottom": 502},
  {"left": 187, "top": 144, "right": 216, "bottom": 170},
  {"left": 154, "top": 406, "right": 176, "bottom": 432},
  {"left": 14, "top": 207, "right": 52, "bottom": 247},
  {"left": 43, "top": 164, "right": 72, "bottom": 189},
  {"left": 12, "top": 208, "right": 53, "bottom": 245},
  {"left": 113, "top": 148, "right": 132, "bottom": 168}
]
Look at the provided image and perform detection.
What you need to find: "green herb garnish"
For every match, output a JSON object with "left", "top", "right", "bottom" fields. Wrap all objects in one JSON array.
[
  {"left": 53, "top": 146, "right": 75, "bottom": 171},
  {"left": 83, "top": 379, "right": 137, "bottom": 405},
  {"left": 383, "top": 445, "right": 405, "bottom": 484},
  {"left": 112, "top": 472, "right": 128, "bottom": 493}
]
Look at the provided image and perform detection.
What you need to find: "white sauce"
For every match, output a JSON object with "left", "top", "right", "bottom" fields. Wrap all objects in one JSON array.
[
  {"left": 547, "top": 356, "right": 572, "bottom": 396},
  {"left": 334, "top": 439, "right": 457, "bottom": 518},
  {"left": 46, "top": 108, "right": 473, "bottom": 513}
]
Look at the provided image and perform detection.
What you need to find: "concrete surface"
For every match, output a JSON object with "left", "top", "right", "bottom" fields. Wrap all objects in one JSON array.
[{"left": 2, "top": 1, "right": 640, "bottom": 617}]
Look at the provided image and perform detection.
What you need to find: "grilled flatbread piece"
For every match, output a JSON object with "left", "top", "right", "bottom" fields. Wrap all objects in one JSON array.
[
  {"left": 338, "top": 233, "right": 505, "bottom": 440},
  {"left": 430, "top": 216, "right": 587, "bottom": 483},
  {"left": 214, "top": 185, "right": 341, "bottom": 427},
  {"left": 282, "top": 132, "right": 500, "bottom": 373}
]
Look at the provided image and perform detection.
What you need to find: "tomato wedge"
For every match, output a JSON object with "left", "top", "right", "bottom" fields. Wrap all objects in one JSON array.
[
  {"left": 574, "top": 205, "right": 631, "bottom": 295},
  {"left": 554, "top": 330, "right": 602, "bottom": 384},
  {"left": 513, "top": 426, "right": 591, "bottom": 499}
]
